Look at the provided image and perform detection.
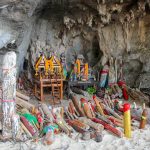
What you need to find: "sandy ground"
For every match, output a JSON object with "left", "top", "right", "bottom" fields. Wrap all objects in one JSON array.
[{"left": 0, "top": 125, "right": 150, "bottom": 150}]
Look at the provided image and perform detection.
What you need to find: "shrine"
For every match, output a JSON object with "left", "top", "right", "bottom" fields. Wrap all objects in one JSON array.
[{"left": 34, "top": 53, "right": 63, "bottom": 104}]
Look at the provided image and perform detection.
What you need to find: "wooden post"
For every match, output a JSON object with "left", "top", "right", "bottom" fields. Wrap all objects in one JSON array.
[
  {"left": 16, "top": 97, "right": 34, "bottom": 110},
  {"left": 60, "top": 79, "right": 63, "bottom": 100},
  {"left": 16, "top": 91, "right": 30, "bottom": 101},
  {"left": 2, "top": 51, "right": 19, "bottom": 139},
  {"left": 40, "top": 80, "right": 43, "bottom": 101}
]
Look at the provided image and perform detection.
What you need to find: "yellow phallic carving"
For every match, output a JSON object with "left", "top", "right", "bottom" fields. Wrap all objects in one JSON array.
[
  {"left": 84, "top": 63, "right": 88, "bottom": 80},
  {"left": 76, "top": 59, "right": 80, "bottom": 75},
  {"left": 45, "top": 57, "right": 53, "bottom": 75},
  {"left": 35, "top": 54, "right": 47, "bottom": 76},
  {"left": 52, "top": 56, "right": 62, "bottom": 75},
  {"left": 74, "top": 59, "right": 89, "bottom": 80}
]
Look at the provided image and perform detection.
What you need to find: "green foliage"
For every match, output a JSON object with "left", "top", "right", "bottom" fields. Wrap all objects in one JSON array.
[{"left": 86, "top": 87, "right": 96, "bottom": 95}]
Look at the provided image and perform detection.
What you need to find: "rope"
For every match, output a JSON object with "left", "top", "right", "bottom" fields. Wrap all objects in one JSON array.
[
  {"left": 0, "top": 99, "right": 15, "bottom": 102},
  {"left": 1, "top": 65, "right": 16, "bottom": 71}
]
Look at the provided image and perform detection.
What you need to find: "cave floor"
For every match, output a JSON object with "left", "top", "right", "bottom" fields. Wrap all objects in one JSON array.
[
  {"left": 0, "top": 124, "right": 150, "bottom": 150},
  {"left": 12, "top": 92, "right": 150, "bottom": 150}
]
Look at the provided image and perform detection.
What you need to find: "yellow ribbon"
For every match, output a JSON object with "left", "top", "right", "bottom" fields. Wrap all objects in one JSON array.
[{"left": 141, "top": 116, "right": 146, "bottom": 120}]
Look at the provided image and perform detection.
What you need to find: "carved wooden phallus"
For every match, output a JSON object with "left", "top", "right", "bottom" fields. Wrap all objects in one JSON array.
[{"left": 2, "top": 51, "right": 19, "bottom": 139}]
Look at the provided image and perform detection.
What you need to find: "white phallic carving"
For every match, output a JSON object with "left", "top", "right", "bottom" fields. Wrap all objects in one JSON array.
[{"left": 2, "top": 51, "right": 19, "bottom": 139}]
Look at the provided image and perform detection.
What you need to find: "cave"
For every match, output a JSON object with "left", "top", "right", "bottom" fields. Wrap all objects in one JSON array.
[
  {"left": 0, "top": 0, "right": 150, "bottom": 87},
  {"left": 0, "top": 0, "right": 150, "bottom": 149},
  {"left": 91, "top": 35, "right": 103, "bottom": 67}
]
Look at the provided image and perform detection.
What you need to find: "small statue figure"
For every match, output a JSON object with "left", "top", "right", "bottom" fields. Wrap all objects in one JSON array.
[
  {"left": 75, "top": 54, "right": 89, "bottom": 81},
  {"left": 99, "top": 64, "right": 109, "bottom": 88},
  {"left": 17, "top": 77, "right": 24, "bottom": 90},
  {"left": 60, "top": 52, "right": 67, "bottom": 79}
]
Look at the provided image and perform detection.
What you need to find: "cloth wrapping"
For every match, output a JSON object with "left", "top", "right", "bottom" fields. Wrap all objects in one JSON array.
[{"left": 2, "top": 51, "right": 19, "bottom": 139}]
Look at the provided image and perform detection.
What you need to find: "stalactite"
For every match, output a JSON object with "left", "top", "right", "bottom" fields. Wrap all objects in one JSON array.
[
  {"left": 124, "top": 22, "right": 131, "bottom": 53},
  {"left": 138, "top": 19, "right": 145, "bottom": 43},
  {"left": 108, "top": 57, "right": 116, "bottom": 84},
  {"left": 97, "top": 0, "right": 100, "bottom": 4},
  {"left": 102, "top": 0, "right": 105, "bottom": 4},
  {"left": 98, "top": 27, "right": 109, "bottom": 57}
]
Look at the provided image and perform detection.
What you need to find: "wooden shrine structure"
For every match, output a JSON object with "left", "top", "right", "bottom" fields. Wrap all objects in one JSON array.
[{"left": 34, "top": 53, "right": 64, "bottom": 104}]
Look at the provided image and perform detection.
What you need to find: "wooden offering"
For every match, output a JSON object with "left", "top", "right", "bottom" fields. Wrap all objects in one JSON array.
[{"left": 139, "top": 104, "right": 148, "bottom": 129}]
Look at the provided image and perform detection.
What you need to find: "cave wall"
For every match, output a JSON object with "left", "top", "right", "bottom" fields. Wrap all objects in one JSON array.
[
  {"left": 0, "top": 0, "right": 51, "bottom": 80},
  {"left": 31, "top": 14, "right": 150, "bottom": 87},
  {"left": 29, "top": 18, "right": 85, "bottom": 69},
  {"left": 96, "top": 16, "right": 150, "bottom": 86}
]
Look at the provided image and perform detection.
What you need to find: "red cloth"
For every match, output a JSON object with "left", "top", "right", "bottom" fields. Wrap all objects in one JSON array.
[
  {"left": 38, "top": 117, "right": 43, "bottom": 123},
  {"left": 100, "top": 70, "right": 109, "bottom": 74},
  {"left": 90, "top": 103, "right": 96, "bottom": 111},
  {"left": 93, "top": 95, "right": 96, "bottom": 99},
  {"left": 36, "top": 113, "right": 43, "bottom": 123},
  {"left": 122, "top": 88, "right": 129, "bottom": 100},
  {"left": 118, "top": 81, "right": 129, "bottom": 100},
  {"left": 123, "top": 103, "right": 130, "bottom": 112},
  {"left": 80, "top": 98, "right": 88, "bottom": 103},
  {"left": 118, "top": 81, "right": 126, "bottom": 86}
]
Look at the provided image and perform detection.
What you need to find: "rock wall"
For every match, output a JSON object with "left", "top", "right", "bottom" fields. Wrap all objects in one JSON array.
[
  {"left": 28, "top": 9, "right": 150, "bottom": 87},
  {"left": 29, "top": 19, "right": 84, "bottom": 69},
  {"left": 96, "top": 16, "right": 150, "bottom": 86}
]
